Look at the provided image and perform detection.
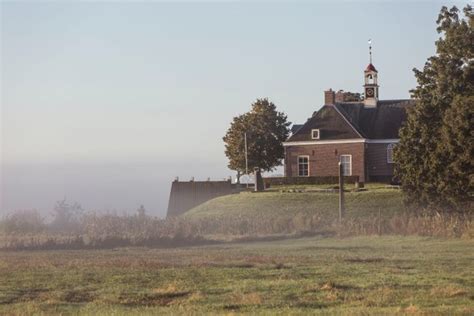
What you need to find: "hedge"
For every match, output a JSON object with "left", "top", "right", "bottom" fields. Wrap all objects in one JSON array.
[{"left": 263, "top": 176, "right": 360, "bottom": 186}]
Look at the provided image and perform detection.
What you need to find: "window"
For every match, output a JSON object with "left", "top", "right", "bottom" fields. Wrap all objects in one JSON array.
[
  {"left": 298, "top": 156, "right": 309, "bottom": 177},
  {"left": 366, "top": 74, "right": 374, "bottom": 84},
  {"left": 311, "top": 129, "right": 320, "bottom": 140},
  {"left": 340, "top": 155, "right": 352, "bottom": 176},
  {"left": 387, "top": 144, "right": 395, "bottom": 163}
]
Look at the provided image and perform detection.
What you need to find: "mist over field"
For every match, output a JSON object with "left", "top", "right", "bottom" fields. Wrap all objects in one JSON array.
[{"left": 1, "top": 160, "right": 232, "bottom": 218}]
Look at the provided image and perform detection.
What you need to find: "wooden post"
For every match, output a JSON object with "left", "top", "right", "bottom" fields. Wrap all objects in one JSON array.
[
  {"left": 244, "top": 132, "right": 249, "bottom": 189},
  {"left": 254, "top": 167, "right": 264, "bottom": 192},
  {"left": 338, "top": 162, "right": 345, "bottom": 223},
  {"left": 378, "top": 208, "right": 382, "bottom": 235}
]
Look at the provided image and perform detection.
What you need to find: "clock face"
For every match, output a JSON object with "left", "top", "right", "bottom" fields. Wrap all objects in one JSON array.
[{"left": 366, "top": 88, "right": 374, "bottom": 97}]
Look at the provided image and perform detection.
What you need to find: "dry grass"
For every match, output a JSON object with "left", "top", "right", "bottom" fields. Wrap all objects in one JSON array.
[
  {"left": 0, "top": 211, "right": 471, "bottom": 251},
  {"left": 0, "top": 236, "right": 472, "bottom": 315},
  {"left": 1, "top": 189, "right": 472, "bottom": 251},
  {"left": 430, "top": 285, "right": 469, "bottom": 298}
]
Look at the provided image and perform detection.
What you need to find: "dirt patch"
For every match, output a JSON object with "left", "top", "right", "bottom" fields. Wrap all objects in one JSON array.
[
  {"left": 206, "top": 262, "right": 255, "bottom": 268},
  {"left": 0, "top": 288, "right": 49, "bottom": 305},
  {"left": 320, "top": 282, "right": 358, "bottom": 291},
  {"left": 223, "top": 304, "right": 241, "bottom": 311},
  {"left": 294, "top": 301, "right": 328, "bottom": 309},
  {"left": 431, "top": 285, "right": 468, "bottom": 298},
  {"left": 402, "top": 304, "right": 420, "bottom": 313},
  {"left": 231, "top": 292, "right": 262, "bottom": 305},
  {"left": 344, "top": 257, "right": 384, "bottom": 263},
  {"left": 61, "top": 290, "right": 95, "bottom": 303},
  {"left": 222, "top": 292, "right": 263, "bottom": 310},
  {"left": 118, "top": 291, "right": 191, "bottom": 307}
]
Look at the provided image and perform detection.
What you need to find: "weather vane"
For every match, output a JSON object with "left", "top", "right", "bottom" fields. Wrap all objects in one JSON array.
[{"left": 368, "top": 39, "right": 372, "bottom": 64}]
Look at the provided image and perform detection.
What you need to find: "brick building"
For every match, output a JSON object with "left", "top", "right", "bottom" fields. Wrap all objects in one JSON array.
[{"left": 283, "top": 61, "right": 414, "bottom": 183}]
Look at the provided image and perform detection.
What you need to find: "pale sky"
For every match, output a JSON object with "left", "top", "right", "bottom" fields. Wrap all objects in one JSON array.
[{"left": 1, "top": 1, "right": 466, "bottom": 217}]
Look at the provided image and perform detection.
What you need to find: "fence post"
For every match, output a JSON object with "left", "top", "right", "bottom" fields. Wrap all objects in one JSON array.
[
  {"left": 378, "top": 208, "right": 382, "bottom": 235},
  {"left": 338, "top": 162, "right": 345, "bottom": 223}
]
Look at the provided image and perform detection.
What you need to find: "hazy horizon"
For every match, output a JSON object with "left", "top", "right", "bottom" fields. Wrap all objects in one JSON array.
[{"left": 1, "top": 1, "right": 465, "bottom": 217}]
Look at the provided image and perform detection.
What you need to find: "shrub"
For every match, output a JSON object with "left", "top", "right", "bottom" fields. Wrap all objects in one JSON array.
[
  {"left": 0, "top": 210, "right": 46, "bottom": 234},
  {"left": 0, "top": 208, "right": 471, "bottom": 251}
]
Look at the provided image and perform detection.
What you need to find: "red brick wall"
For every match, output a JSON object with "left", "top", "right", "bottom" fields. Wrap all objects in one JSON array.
[
  {"left": 285, "top": 142, "right": 366, "bottom": 182},
  {"left": 366, "top": 143, "right": 395, "bottom": 178},
  {"left": 324, "top": 89, "right": 335, "bottom": 105}
]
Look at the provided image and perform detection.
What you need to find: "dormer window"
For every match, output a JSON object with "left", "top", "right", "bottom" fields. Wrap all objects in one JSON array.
[{"left": 311, "top": 129, "right": 320, "bottom": 140}]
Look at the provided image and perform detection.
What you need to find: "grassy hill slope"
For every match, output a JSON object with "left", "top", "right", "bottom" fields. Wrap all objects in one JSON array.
[
  {"left": 183, "top": 185, "right": 407, "bottom": 236},
  {"left": 185, "top": 187, "right": 404, "bottom": 220}
]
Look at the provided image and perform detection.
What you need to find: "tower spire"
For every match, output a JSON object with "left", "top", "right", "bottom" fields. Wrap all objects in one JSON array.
[
  {"left": 368, "top": 39, "right": 372, "bottom": 64},
  {"left": 364, "top": 39, "right": 378, "bottom": 107}
]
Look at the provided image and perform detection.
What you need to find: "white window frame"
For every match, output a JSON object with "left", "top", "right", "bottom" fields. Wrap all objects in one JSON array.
[
  {"left": 387, "top": 143, "right": 395, "bottom": 163},
  {"left": 297, "top": 155, "right": 310, "bottom": 177},
  {"left": 311, "top": 129, "right": 320, "bottom": 140},
  {"left": 340, "top": 155, "right": 352, "bottom": 176}
]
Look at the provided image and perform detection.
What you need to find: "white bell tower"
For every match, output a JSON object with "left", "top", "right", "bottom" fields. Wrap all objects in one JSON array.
[{"left": 364, "top": 40, "right": 379, "bottom": 107}]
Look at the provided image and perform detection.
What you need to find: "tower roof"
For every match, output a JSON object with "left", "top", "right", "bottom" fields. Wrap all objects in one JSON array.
[{"left": 365, "top": 63, "right": 377, "bottom": 72}]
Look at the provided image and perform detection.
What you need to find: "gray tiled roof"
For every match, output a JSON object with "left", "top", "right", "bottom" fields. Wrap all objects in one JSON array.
[
  {"left": 287, "top": 105, "right": 361, "bottom": 142},
  {"left": 335, "top": 100, "right": 414, "bottom": 139},
  {"left": 290, "top": 124, "right": 304, "bottom": 134},
  {"left": 286, "top": 99, "right": 414, "bottom": 142}
]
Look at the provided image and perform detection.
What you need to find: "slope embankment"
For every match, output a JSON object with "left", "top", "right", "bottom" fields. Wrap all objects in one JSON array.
[{"left": 182, "top": 185, "right": 413, "bottom": 236}]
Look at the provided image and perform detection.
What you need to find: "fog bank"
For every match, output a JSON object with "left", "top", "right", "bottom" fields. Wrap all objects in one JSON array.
[{"left": 1, "top": 160, "right": 232, "bottom": 218}]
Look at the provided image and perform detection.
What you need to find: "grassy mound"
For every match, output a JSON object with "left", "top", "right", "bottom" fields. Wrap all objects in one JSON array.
[
  {"left": 185, "top": 188, "right": 404, "bottom": 221},
  {"left": 182, "top": 185, "right": 409, "bottom": 236}
]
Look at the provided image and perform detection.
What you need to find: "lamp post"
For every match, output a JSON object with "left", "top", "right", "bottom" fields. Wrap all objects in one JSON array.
[
  {"left": 244, "top": 132, "right": 249, "bottom": 189},
  {"left": 338, "top": 161, "right": 345, "bottom": 223}
]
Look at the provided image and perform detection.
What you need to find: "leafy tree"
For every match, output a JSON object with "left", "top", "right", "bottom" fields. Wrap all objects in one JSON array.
[
  {"left": 0, "top": 210, "right": 45, "bottom": 234},
  {"left": 223, "top": 98, "right": 290, "bottom": 178},
  {"left": 438, "top": 95, "right": 474, "bottom": 206},
  {"left": 50, "top": 199, "right": 84, "bottom": 232},
  {"left": 136, "top": 205, "right": 147, "bottom": 218},
  {"left": 395, "top": 5, "right": 473, "bottom": 209},
  {"left": 343, "top": 91, "right": 363, "bottom": 102}
]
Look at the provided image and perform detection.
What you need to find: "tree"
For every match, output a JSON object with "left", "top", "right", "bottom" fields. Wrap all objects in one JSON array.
[
  {"left": 438, "top": 95, "right": 474, "bottom": 206},
  {"left": 395, "top": 5, "right": 473, "bottom": 210},
  {"left": 136, "top": 205, "right": 146, "bottom": 218},
  {"left": 343, "top": 91, "right": 363, "bottom": 102},
  {"left": 50, "top": 199, "right": 84, "bottom": 232},
  {"left": 0, "top": 210, "right": 45, "bottom": 234},
  {"left": 223, "top": 98, "right": 291, "bottom": 178}
]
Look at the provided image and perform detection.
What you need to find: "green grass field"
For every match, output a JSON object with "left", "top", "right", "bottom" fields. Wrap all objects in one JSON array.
[
  {"left": 186, "top": 191, "right": 403, "bottom": 218},
  {"left": 181, "top": 185, "right": 408, "bottom": 237},
  {"left": 1, "top": 236, "right": 473, "bottom": 315},
  {"left": 185, "top": 184, "right": 404, "bottom": 221}
]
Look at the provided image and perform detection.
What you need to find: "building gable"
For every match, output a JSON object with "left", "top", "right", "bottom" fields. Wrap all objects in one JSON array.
[{"left": 287, "top": 105, "right": 363, "bottom": 142}]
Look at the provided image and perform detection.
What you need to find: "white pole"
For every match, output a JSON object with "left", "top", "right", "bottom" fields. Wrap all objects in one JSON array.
[{"left": 244, "top": 132, "right": 248, "bottom": 189}]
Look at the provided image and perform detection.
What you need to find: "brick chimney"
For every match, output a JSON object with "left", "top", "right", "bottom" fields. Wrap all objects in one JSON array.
[
  {"left": 335, "top": 90, "right": 345, "bottom": 103},
  {"left": 324, "top": 89, "right": 335, "bottom": 105}
]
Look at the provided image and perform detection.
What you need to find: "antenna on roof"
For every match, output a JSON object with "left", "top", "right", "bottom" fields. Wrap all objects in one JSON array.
[{"left": 368, "top": 39, "right": 372, "bottom": 64}]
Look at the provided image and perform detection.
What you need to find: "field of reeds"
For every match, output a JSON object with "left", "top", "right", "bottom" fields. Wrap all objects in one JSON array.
[{"left": 1, "top": 185, "right": 472, "bottom": 250}]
